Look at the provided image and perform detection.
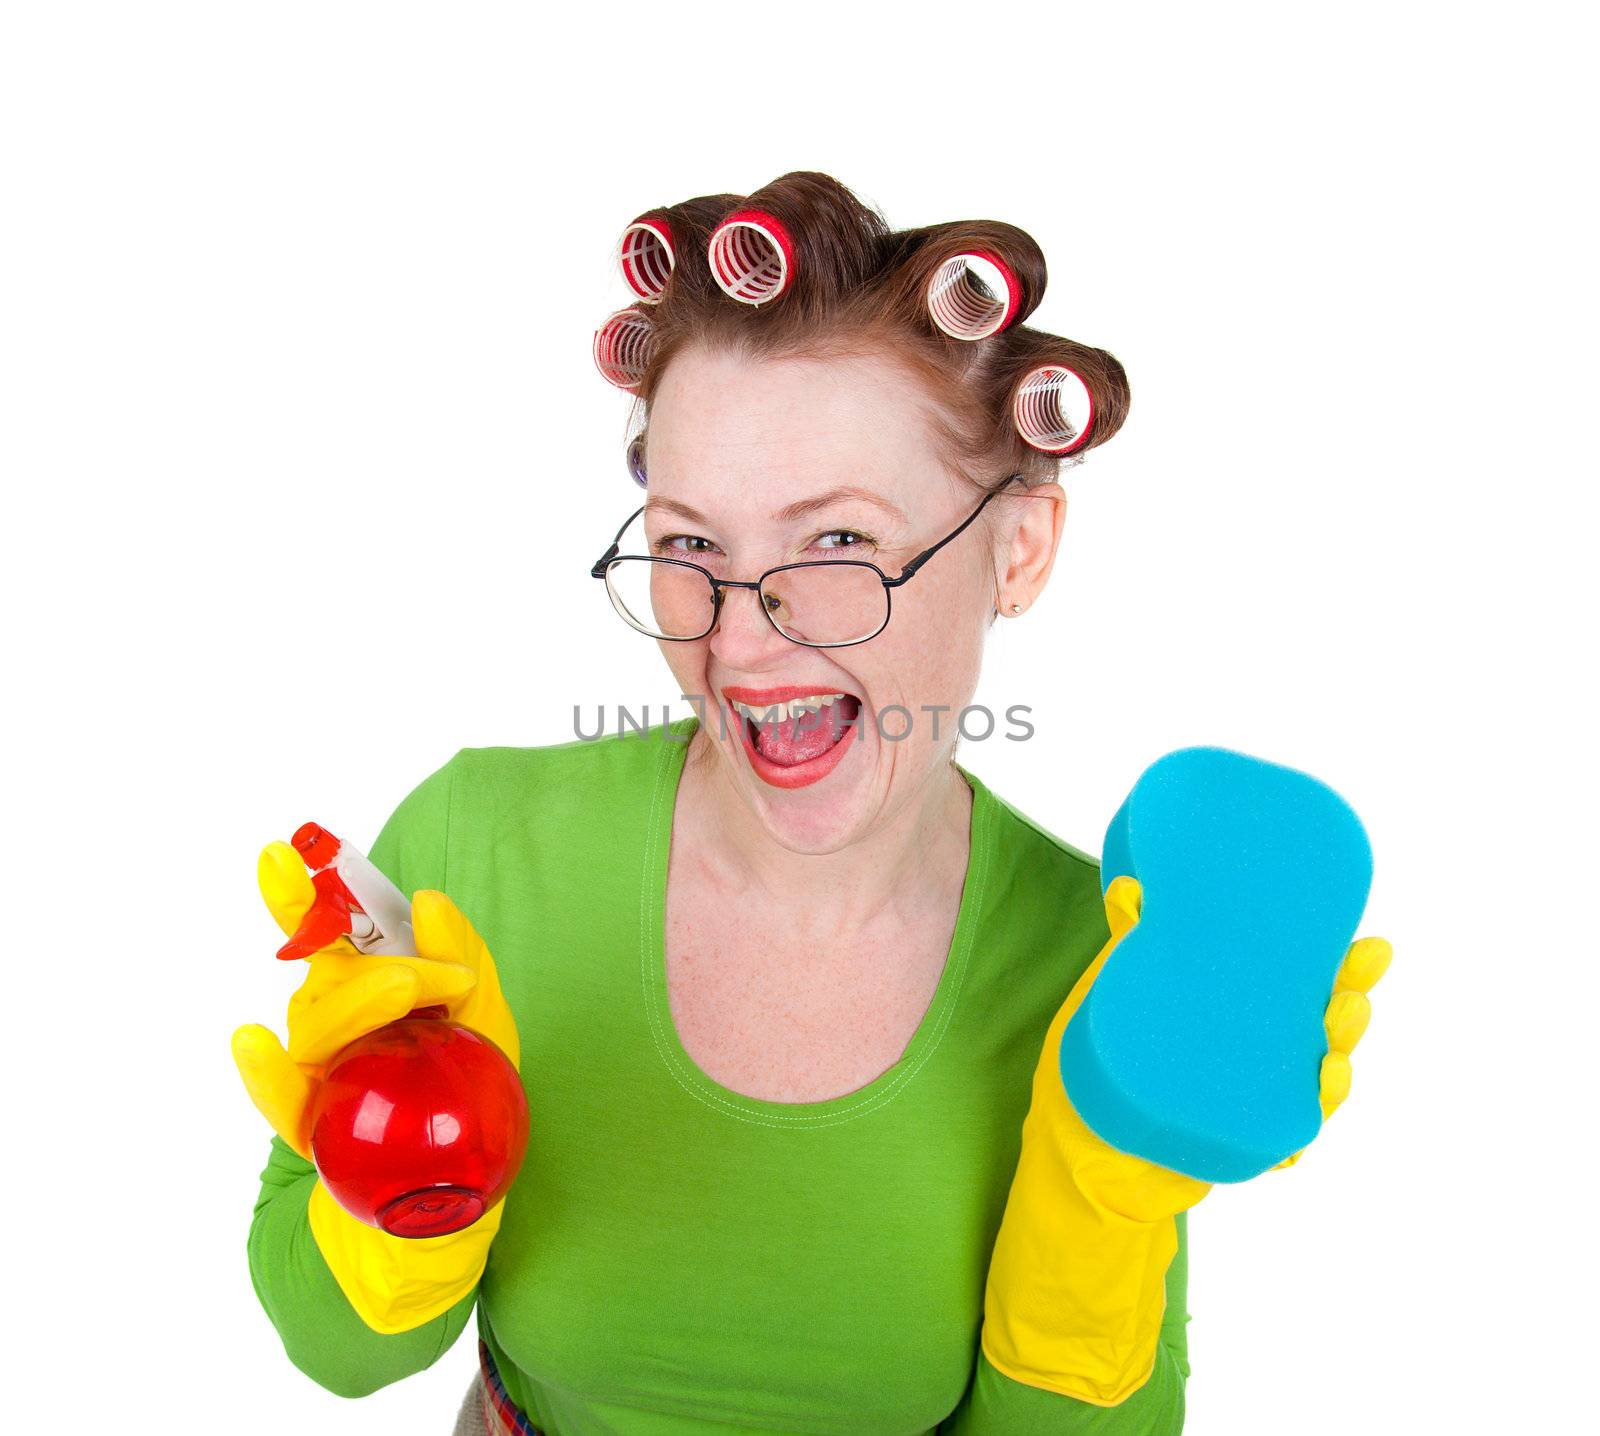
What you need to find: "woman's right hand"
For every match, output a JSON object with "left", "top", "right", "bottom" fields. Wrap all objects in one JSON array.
[
  {"left": 232, "top": 840, "right": 521, "bottom": 1162},
  {"left": 232, "top": 840, "right": 523, "bottom": 1335}
]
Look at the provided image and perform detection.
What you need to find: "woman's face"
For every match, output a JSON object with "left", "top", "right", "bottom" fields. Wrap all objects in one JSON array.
[{"left": 643, "top": 342, "right": 1054, "bottom": 854}]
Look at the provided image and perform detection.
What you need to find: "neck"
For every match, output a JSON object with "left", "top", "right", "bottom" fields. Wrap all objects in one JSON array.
[{"left": 676, "top": 724, "right": 973, "bottom": 933}]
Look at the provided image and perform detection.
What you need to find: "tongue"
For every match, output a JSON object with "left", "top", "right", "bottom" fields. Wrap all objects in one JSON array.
[{"left": 751, "top": 697, "right": 860, "bottom": 766}]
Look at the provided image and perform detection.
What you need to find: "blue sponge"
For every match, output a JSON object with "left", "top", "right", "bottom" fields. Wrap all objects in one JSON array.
[{"left": 1059, "top": 747, "right": 1373, "bottom": 1183}]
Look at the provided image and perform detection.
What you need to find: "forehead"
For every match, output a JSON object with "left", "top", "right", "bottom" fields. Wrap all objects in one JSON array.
[{"left": 645, "top": 345, "right": 947, "bottom": 505}]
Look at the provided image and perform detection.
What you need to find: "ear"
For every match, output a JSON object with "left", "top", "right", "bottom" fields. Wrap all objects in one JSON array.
[{"left": 993, "top": 482, "right": 1067, "bottom": 613}]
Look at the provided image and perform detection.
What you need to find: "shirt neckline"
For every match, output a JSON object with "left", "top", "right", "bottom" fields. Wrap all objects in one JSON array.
[{"left": 639, "top": 713, "right": 995, "bottom": 1129}]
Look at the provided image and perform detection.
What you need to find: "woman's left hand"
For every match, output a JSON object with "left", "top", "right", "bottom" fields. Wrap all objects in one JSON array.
[
  {"left": 1056, "top": 876, "right": 1394, "bottom": 1209},
  {"left": 980, "top": 876, "right": 1392, "bottom": 1404}
]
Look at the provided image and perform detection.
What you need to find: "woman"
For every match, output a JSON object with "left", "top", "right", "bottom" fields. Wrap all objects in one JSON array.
[{"left": 234, "top": 171, "right": 1388, "bottom": 1434}]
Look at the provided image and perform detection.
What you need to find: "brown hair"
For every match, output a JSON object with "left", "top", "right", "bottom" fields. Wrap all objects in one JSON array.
[{"left": 607, "top": 171, "right": 1130, "bottom": 494}]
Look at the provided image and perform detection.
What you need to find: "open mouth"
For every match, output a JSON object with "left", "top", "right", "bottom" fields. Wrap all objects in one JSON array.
[{"left": 735, "top": 692, "right": 862, "bottom": 764}]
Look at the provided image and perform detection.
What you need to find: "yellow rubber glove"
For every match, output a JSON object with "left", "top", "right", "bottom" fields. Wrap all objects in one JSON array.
[
  {"left": 981, "top": 876, "right": 1391, "bottom": 1405},
  {"left": 232, "top": 840, "right": 522, "bottom": 1335},
  {"left": 1269, "top": 932, "right": 1391, "bottom": 1168}
]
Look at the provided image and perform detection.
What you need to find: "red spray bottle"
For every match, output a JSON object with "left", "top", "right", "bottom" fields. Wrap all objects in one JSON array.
[{"left": 278, "top": 823, "right": 529, "bottom": 1238}]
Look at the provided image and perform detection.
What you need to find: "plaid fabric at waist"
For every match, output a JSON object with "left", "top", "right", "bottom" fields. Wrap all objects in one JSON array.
[{"left": 478, "top": 1337, "right": 546, "bottom": 1436}]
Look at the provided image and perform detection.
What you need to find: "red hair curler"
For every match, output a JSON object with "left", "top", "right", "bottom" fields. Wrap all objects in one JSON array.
[
  {"left": 618, "top": 214, "right": 675, "bottom": 303},
  {"left": 927, "top": 251, "right": 1021, "bottom": 340},
  {"left": 707, "top": 208, "right": 795, "bottom": 305},
  {"left": 592, "top": 307, "right": 655, "bottom": 392},
  {"left": 1013, "top": 365, "right": 1096, "bottom": 454}
]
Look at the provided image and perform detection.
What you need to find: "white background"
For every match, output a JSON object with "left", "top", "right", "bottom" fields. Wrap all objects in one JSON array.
[{"left": 4, "top": 2, "right": 1595, "bottom": 1432}]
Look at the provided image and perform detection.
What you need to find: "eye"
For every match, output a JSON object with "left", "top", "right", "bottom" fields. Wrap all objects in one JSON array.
[
  {"left": 651, "top": 532, "right": 722, "bottom": 558},
  {"left": 812, "top": 529, "right": 876, "bottom": 553}
]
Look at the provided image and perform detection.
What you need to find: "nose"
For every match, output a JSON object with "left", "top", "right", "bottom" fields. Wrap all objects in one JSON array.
[{"left": 706, "top": 581, "right": 794, "bottom": 668}]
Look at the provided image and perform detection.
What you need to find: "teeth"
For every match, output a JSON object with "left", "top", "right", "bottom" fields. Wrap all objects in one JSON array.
[{"left": 731, "top": 693, "right": 848, "bottom": 725}]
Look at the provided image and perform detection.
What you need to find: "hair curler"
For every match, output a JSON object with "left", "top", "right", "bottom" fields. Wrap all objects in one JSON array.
[
  {"left": 926, "top": 251, "right": 1022, "bottom": 340},
  {"left": 1013, "top": 364, "right": 1096, "bottom": 454},
  {"left": 707, "top": 208, "right": 796, "bottom": 305},
  {"left": 592, "top": 307, "right": 655, "bottom": 392},
  {"left": 618, "top": 213, "right": 675, "bottom": 303},
  {"left": 625, "top": 431, "right": 648, "bottom": 487}
]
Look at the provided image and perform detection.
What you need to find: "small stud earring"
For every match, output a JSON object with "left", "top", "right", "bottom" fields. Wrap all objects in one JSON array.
[{"left": 1010, "top": 602, "right": 1023, "bottom": 614}]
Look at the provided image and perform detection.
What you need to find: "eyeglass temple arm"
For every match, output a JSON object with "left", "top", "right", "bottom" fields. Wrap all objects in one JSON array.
[
  {"left": 590, "top": 503, "right": 648, "bottom": 579},
  {"left": 883, "top": 474, "right": 1023, "bottom": 588}
]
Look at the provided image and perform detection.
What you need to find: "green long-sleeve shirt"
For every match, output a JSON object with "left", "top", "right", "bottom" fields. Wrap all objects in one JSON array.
[{"left": 247, "top": 715, "right": 1190, "bottom": 1432}]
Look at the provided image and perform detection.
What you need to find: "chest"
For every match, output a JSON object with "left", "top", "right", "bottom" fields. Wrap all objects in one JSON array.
[{"left": 661, "top": 869, "right": 964, "bottom": 1104}]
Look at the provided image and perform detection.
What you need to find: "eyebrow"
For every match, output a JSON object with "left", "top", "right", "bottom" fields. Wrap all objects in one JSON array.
[{"left": 643, "top": 485, "right": 908, "bottom": 527}]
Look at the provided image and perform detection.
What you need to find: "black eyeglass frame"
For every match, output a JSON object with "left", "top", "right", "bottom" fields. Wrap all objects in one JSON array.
[{"left": 588, "top": 473, "right": 1025, "bottom": 650}]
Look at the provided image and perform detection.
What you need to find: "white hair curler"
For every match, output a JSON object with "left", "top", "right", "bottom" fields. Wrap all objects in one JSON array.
[
  {"left": 592, "top": 307, "right": 655, "bottom": 392},
  {"left": 707, "top": 208, "right": 795, "bottom": 305},
  {"left": 619, "top": 214, "right": 675, "bottom": 303},
  {"left": 927, "top": 251, "right": 1021, "bottom": 340},
  {"left": 1013, "top": 365, "right": 1095, "bottom": 454}
]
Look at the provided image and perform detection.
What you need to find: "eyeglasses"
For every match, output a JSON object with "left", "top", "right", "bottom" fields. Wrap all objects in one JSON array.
[{"left": 588, "top": 474, "right": 1024, "bottom": 649}]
